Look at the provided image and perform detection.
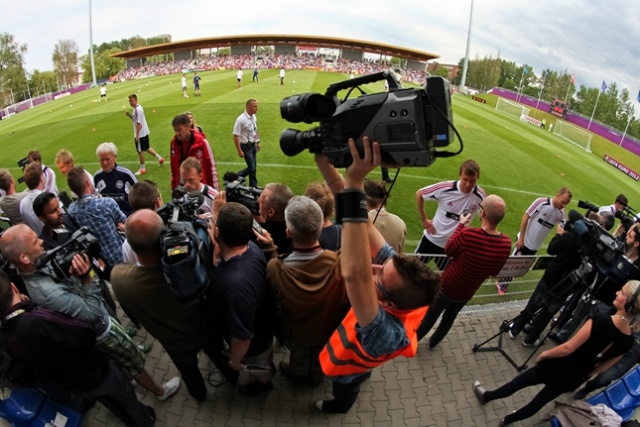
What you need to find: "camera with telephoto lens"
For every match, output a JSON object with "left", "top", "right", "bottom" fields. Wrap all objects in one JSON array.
[
  {"left": 16, "top": 157, "right": 30, "bottom": 184},
  {"left": 35, "top": 227, "right": 101, "bottom": 281},
  {"left": 615, "top": 207, "right": 636, "bottom": 232},
  {"left": 279, "top": 71, "right": 459, "bottom": 168},
  {"left": 222, "top": 172, "right": 262, "bottom": 216},
  {"left": 577, "top": 200, "right": 599, "bottom": 213},
  {"left": 564, "top": 210, "right": 636, "bottom": 284}
]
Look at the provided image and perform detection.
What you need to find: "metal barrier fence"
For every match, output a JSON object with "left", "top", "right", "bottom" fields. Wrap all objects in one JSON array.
[{"left": 413, "top": 253, "right": 555, "bottom": 319}]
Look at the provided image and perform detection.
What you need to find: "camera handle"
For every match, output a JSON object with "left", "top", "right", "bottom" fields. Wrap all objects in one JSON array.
[{"left": 472, "top": 260, "right": 594, "bottom": 371}]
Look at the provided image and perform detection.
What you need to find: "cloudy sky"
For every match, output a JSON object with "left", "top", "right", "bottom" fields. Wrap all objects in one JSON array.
[{"left": 3, "top": 0, "right": 639, "bottom": 103}]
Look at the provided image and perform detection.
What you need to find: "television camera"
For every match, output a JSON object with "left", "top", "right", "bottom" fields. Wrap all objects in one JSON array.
[
  {"left": 279, "top": 71, "right": 462, "bottom": 168},
  {"left": 35, "top": 227, "right": 101, "bottom": 281},
  {"left": 222, "top": 172, "right": 261, "bottom": 216},
  {"left": 16, "top": 157, "right": 30, "bottom": 184}
]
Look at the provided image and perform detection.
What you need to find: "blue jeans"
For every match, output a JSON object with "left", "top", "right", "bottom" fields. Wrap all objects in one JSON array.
[
  {"left": 417, "top": 292, "right": 467, "bottom": 345},
  {"left": 238, "top": 143, "right": 258, "bottom": 187}
]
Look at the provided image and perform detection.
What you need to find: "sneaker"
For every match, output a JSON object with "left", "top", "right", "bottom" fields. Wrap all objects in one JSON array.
[
  {"left": 238, "top": 380, "right": 273, "bottom": 396},
  {"left": 135, "top": 169, "right": 146, "bottom": 176},
  {"left": 427, "top": 339, "right": 437, "bottom": 349},
  {"left": 508, "top": 330, "right": 517, "bottom": 340},
  {"left": 523, "top": 323, "right": 533, "bottom": 334},
  {"left": 157, "top": 376, "right": 181, "bottom": 401},
  {"left": 496, "top": 280, "right": 506, "bottom": 296},
  {"left": 472, "top": 381, "right": 487, "bottom": 405},
  {"left": 158, "top": 157, "right": 165, "bottom": 167},
  {"left": 522, "top": 339, "right": 541, "bottom": 348},
  {"left": 314, "top": 399, "right": 348, "bottom": 413},
  {"left": 126, "top": 327, "right": 138, "bottom": 337},
  {"left": 136, "top": 342, "right": 153, "bottom": 354}
]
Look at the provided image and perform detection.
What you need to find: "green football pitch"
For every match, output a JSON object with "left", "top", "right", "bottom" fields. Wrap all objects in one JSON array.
[{"left": 1, "top": 69, "right": 638, "bottom": 251}]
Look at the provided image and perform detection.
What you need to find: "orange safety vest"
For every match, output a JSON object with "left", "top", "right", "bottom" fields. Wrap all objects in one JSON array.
[{"left": 319, "top": 304, "right": 428, "bottom": 376}]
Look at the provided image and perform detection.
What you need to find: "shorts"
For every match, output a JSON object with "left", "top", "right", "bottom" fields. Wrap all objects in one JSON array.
[
  {"left": 135, "top": 135, "right": 150, "bottom": 153},
  {"left": 237, "top": 78, "right": 241, "bottom": 82},
  {"left": 97, "top": 317, "right": 146, "bottom": 376},
  {"left": 100, "top": 94, "right": 106, "bottom": 98}
]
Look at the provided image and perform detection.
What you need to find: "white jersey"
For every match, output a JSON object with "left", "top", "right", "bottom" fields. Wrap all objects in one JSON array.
[
  {"left": 519, "top": 197, "right": 566, "bottom": 251},
  {"left": 279, "top": 68, "right": 285, "bottom": 78},
  {"left": 598, "top": 204, "right": 616, "bottom": 216},
  {"left": 132, "top": 104, "right": 150, "bottom": 138},
  {"left": 181, "top": 76, "right": 187, "bottom": 88},
  {"left": 197, "top": 183, "right": 218, "bottom": 213},
  {"left": 418, "top": 180, "right": 486, "bottom": 247},
  {"left": 236, "top": 70, "right": 243, "bottom": 80},
  {"left": 100, "top": 86, "right": 107, "bottom": 96}
]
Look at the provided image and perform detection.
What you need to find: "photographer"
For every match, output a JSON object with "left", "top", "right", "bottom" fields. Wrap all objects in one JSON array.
[
  {"left": 0, "top": 224, "right": 181, "bottom": 402},
  {"left": 474, "top": 280, "right": 639, "bottom": 426},
  {"left": 552, "top": 222, "right": 640, "bottom": 343}
]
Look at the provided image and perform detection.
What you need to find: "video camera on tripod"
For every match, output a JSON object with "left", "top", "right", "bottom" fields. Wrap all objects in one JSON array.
[{"left": 564, "top": 207, "right": 636, "bottom": 284}]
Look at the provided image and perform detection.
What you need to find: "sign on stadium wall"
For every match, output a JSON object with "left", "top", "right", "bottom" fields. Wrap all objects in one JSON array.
[
  {"left": 522, "top": 116, "right": 541, "bottom": 127},
  {"left": 603, "top": 155, "right": 640, "bottom": 181}
]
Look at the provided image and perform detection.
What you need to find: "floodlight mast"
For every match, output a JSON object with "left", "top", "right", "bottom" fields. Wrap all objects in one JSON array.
[
  {"left": 89, "top": 0, "right": 97, "bottom": 87},
  {"left": 459, "top": 0, "right": 474, "bottom": 92}
]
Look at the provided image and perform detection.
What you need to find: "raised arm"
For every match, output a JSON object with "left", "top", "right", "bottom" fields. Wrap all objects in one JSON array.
[{"left": 338, "top": 137, "right": 381, "bottom": 327}]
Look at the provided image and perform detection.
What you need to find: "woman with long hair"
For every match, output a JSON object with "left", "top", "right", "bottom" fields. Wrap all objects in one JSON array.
[{"left": 473, "top": 280, "right": 639, "bottom": 426}]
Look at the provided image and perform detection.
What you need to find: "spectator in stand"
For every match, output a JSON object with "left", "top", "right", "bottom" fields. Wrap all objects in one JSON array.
[
  {"left": 266, "top": 196, "right": 348, "bottom": 387},
  {"left": 170, "top": 114, "right": 219, "bottom": 191},
  {"left": 26, "top": 150, "right": 57, "bottom": 195},
  {"left": 180, "top": 157, "right": 218, "bottom": 213},
  {"left": 365, "top": 179, "right": 406, "bottom": 253},
  {"left": 93, "top": 142, "right": 138, "bottom": 216},
  {"left": 124, "top": 93, "right": 165, "bottom": 175},
  {"left": 496, "top": 187, "right": 572, "bottom": 295},
  {"left": 304, "top": 182, "right": 341, "bottom": 251},
  {"left": 416, "top": 195, "right": 511, "bottom": 348},
  {"left": 415, "top": 160, "right": 485, "bottom": 270},
  {"left": 0, "top": 169, "right": 28, "bottom": 225},
  {"left": 19, "top": 163, "right": 46, "bottom": 235},
  {"left": 258, "top": 183, "right": 294, "bottom": 255}
]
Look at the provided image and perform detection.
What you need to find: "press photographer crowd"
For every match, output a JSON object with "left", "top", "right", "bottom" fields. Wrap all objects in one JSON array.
[{"left": 1, "top": 71, "right": 640, "bottom": 426}]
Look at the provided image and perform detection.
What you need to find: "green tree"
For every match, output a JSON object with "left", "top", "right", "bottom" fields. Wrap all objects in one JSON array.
[
  {"left": 0, "top": 32, "right": 28, "bottom": 106},
  {"left": 52, "top": 39, "right": 79, "bottom": 88},
  {"left": 28, "top": 70, "right": 58, "bottom": 95},
  {"left": 79, "top": 47, "right": 125, "bottom": 82}
]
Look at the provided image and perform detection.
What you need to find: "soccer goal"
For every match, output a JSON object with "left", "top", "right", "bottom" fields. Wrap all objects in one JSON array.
[
  {"left": 553, "top": 120, "right": 592, "bottom": 152},
  {"left": 495, "top": 98, "right": 530, "bottom": 122}
]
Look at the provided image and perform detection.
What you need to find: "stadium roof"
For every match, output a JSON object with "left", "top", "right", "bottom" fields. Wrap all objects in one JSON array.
[{"left": 111, "top": 34, "right": 440, "bottom": 62}]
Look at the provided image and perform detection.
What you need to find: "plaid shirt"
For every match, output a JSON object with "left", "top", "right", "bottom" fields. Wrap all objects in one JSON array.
[{"left": 68, "top": 194, "right": 126, "bottom": 267}]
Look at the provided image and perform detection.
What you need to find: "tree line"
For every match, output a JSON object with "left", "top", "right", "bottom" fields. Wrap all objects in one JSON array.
[{"left": 449, "top": 54, "right": 639, "bottom": 139}]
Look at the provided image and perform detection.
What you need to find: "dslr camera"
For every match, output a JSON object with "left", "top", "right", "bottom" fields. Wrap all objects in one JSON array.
[
  {"left": 223, "top": 172, "right": 262, "bottom": 216},
  {"left": 35, "top": 227, "right": 101, "bottom": 281},
  {"left": 279, "top": 71, "right": 457, "bottom": 168}
]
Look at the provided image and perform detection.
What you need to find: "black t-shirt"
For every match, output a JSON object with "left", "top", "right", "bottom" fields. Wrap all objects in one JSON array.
[{"left": 210, "top": 241, "right": 273, "bottom": 357}]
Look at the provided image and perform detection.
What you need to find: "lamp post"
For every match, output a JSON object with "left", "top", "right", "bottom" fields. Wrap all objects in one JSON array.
[
  {"left": 459, "top": 0, "right": 474, "bottom": 93},
  {"left": 620, "top": 107, "right": 634, "bottom": 146},
  {"left": 89, "top": 0, "right": 98, "bottom": 86}
]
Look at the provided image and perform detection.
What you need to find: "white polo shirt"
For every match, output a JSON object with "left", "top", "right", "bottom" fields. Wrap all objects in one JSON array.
[{"left": 232, "top": 111, "right": 258, "bottom": 144}]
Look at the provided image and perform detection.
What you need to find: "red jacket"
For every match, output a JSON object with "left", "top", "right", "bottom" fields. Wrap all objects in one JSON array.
[{"left": 170, "top": 130, "right": 219, "bottom": 190}]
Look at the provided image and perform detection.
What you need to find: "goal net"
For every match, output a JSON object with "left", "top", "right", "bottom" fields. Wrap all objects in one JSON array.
[
  {"left": 495, "top": 98, "right": 530, "bottom": 122},
  {"left": 553, "top": 120, "right": 592, "bottom": 152}
]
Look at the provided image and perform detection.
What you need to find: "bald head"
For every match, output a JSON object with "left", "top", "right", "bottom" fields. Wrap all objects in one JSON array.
[
  {"left": 125, "top": 209, "right": 165, "bottom": 257},
  {"left": 0, "top": 224, "right": 42, "bottom": 268},
  {"left": 482, "top": 195, "right": 506, "bottom": 227}
]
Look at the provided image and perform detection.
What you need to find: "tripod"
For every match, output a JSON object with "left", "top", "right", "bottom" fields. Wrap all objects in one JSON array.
[{"left": 472, "top": 260, "right": 595, "bottom": 371}]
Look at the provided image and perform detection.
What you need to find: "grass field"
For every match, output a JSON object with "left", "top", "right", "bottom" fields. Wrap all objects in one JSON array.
[{"left": 1, "top": 69, "right": 638, "bottom": 252}]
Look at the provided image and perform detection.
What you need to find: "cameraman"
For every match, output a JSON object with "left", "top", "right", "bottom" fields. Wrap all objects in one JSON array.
[
  {"left": 0, "top": 224, "right": 181, "bottom": 402},
  {"left": 552, "top": 223, "right": 640, "bottom": 343},
  {"left": 32, "top": 192, "right": 78, "bottom": 251}
]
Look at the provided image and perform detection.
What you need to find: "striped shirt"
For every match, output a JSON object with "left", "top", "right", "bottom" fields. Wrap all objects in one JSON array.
[{"left": 441, "top": 224, "right": 512, "bottom": 301}]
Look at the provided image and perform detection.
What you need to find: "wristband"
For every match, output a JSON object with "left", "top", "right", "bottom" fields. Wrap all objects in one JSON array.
[{"left": 335, "top": 189, "right": 368, "bottom": 224}]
